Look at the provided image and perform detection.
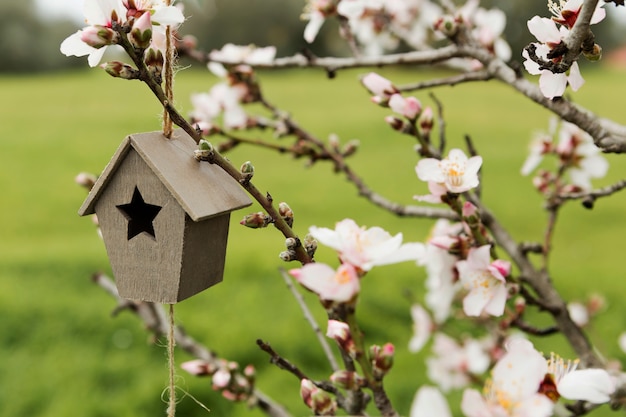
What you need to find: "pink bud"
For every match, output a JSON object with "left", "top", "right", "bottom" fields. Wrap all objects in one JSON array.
[
  {"left": 326, "top": 320, "right": 355, "bottom": 355},
  {"left": 130, "top": 11, "right": 152, "bottom": 49},
  {"left": 75, "top": 172, "right": 97, "bottom": 190},
  {"left": 490, "top": 259, "right": 511, "bottom": 277},
  {"left": 180, "top": 359, "right": 211, "bottom": 376},
  {"left": 389, "top": 94, "right": 422, "bottom": 120},
  {"left": 212, "top": 369, "right": 231, "bottom": 389},
  {"left": 80, "top": 25, "right": 116, "bottom": 48},
  {"left": 361, "top": 72, "right": 398, "bottom": 101},
  {"left": 462, "top": 201, "right": 478, "bottom": 218},
  {"left": 370, "top": 342, "right": 395, "bottom": 379},
  {"left": 418, "top": 107, "right": 434, "bottom": 135}
]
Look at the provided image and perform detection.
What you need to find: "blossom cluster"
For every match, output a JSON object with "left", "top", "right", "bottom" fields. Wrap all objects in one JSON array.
[
  {"left": 523, "top": 0, "right": 606, "bottom": 99},
  {"left": 522, "top": 118, "right": 609, "bottom": 192},
  {"left": 60, "top": 0, "right": 184, "bottom": 73},
  {"left": 302, "top": 0, "right": 442, "bottom": 55}
]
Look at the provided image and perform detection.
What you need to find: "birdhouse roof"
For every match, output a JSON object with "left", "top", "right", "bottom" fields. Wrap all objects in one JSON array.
[{"left": 78, "top": 130, "right": 251, "bottom": 221}]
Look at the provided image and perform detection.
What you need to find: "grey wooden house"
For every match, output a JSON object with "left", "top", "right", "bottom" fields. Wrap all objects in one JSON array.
[{"left": 79, "top": 130, "right": 251, "bottom": 303}]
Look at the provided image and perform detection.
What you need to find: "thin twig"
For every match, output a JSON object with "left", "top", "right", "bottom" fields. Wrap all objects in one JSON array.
[
  {"left": 279, "top": 269, "right": 340, "bottom": 372},
  {"left": 398, "top": 70, "right": 492, "bottom": 92}
]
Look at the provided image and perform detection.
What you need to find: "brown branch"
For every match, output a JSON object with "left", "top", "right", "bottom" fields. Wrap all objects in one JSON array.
[
  {"left": 179, "top": 44, "right": 465, "bottom": 71},
  {"left": 398, "top": 70, "right": 492, "bottom": 92},
  {"left": 93, "top": 273, "right": 291, "bottom": 417},
  {"left": 557, "top": 179, "right": 626, "bottom": 206}
]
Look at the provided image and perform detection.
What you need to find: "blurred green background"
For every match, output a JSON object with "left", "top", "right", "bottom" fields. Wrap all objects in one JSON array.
[{"left": 2, "top": 1, "right": 626, "bottom": 417}]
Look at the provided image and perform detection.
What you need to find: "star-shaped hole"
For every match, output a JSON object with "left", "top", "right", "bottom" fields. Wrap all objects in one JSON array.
[{"left": 116, "top": 186, "right": 162, "bottom": 240}]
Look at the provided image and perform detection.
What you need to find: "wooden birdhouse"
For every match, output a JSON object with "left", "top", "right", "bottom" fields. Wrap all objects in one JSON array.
[{"left": 78, "top": 130, "right": 252, "bottom": 303}]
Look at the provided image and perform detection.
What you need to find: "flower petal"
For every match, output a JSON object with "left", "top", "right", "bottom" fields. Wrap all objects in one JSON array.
[
  {"left": 410, "top": 386, "right": 451, "bottom": 417},
  {"left": 558, "top": 369, "right": 615, "bottom": 403}
]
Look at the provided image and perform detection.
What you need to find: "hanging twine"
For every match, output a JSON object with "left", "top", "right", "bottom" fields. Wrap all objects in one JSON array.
[
  {"left": 163, "top": 3, "right": 175, "bottom": 138},
  {"left": 167, "top": 304, "right": 177, "bottom": 417}
]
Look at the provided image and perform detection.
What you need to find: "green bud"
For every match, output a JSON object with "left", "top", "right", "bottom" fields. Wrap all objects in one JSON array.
[
  {"left": 583, "top": 43, "right": 602, "bottom": 62},
  {"left": 240, "top": 212, "right": 269, "bottom": 229},
  {"left": 100, "top": 61, "right": 139, "bottom": 80},
  {"left": 240, "top": 161, "right": 255, "bottom": 176},
  {"left": 194, "top": 140, "right": 214, "bottom": 161}
]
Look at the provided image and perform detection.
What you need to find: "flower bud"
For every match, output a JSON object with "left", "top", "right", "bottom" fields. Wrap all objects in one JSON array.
[
  {"left": 285, "top": 237, "right": 298, "bottom": 250},
  {"left": 342, "top": 139, "right": 360, "bottom": 157},
  {"left": 240, "top": 160, "right": 254, "bottom": 175},
  {"left": 194, "top": 139, "right": 214, "bottom": 160},
  {"left": 278, "top": 202, "right": 294, "bottom": 227},
  {"left": 583, "top": 43, "right": 602, "bottom": 62},
  {"left": 100, "top": 61, "right": 139, "bottom": 80},
  {"left": 75, "top": 172, "right": 97, "bottom": 190},
  {"left": 303, "top": 234, "right": 318, "bottom": 257},
  {"left": 300, "top": 379, "right": 337, "bottom": 415},
  {"left": 434, "top": 15, "right": 459, "bottom": 37},
  {"left": 144, "top": 47, "right": 164, "bottom": 74},
  {"left": 327, "top": 320, "right": 356, "bottom": 356},
  {"left": 385, "top": 116, "right": 405, "bottom": 131},
  {"left": 181, "top": 359, "right": 212, "bottom": 376},
  {"left": 370, "top": 343, "right": 395, "bottom": 379},
  {"left": 212, "top": 368, "right": 231, "bottom": 389},
  {"left": 240, "top": 212, "right": 269, "bottom": 229},
  {"left": 418, "top": 107, "right": 434, "bottom": 135},
  {"left": 279, "top": 249, "right": 297, "bottom": 262},
  {"left": 330, "top": 370, "right": 361, "bottom": 389},
  {"left": 80, "top": 25, "right": 116, "bottom": 48},
  {"left": 130, "top": 11, "right": 152, "bottom": 49}
]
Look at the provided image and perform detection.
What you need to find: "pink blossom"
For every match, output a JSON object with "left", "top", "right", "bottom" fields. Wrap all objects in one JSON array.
[
  {"left": 209, "top": 44, "right": 276, "bottom": 66},
  {"left": 567, "top": 301, "right": 589, "bottom": 327},
  {"left": 556, "top": 121, "right": 608, "bottom": 190},
  {"left": 413, "top": 181, "right": 447, "bottom": 204},
  {"left": 308, "top": 219, "right": 425, "bottom": 271},
  {"left": 524, "top": 17, "right": 576, "bottom": 94},
  {"left": 549, "top": 0, "right": 606, "bottom": 28},
  {"left": 416, "top": 148, "right": 482, "bottom": 194},
  {"left": 457, "top": 245, "right": 510, "bottom": 317},
  {"left": 408, "top": 304, "right": 433, "bottom": 353},
  {"left": 427, "top": 333, "right": 491, "bottom": 392},
  {"left": 389, "top": 94, "right": 422, "bottom": 120},
  {"left": 546, "top": 352, "right": 615, "bottom": 403},
  {"left": 520, "top": 119, "right": 556, "bottom": 175},
  {"left": 60, "top": 0, "right": 126, "bottom": 67},
  {"left": 409, "top": 386, "right": 452, "bottom": 417},
  {"left": 421, "top": 221, "right": 462, "bottom": 323},
  {"left": 289, "top": 263, "right": 360, "bottom": 302},
  {"left": 302, "top": 0, "right": 338, "bottom": 43},
  {"left": 461, "top": 338, "right": 553, "bottom": 417}
]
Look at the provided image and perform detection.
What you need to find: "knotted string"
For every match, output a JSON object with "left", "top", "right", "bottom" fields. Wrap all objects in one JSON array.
[{"left": 163, "top": 1, "right": 174, "bottom": 138}]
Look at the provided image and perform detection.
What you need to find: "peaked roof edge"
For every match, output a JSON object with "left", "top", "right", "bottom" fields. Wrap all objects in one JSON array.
[
  {"left": 78, "top": 130, "right": 252, "bottom": 221},
  {"left": 78, "top": 136, "right": 133, "bottom": 216},
  {"left": 129, "top": 130, "right": 252, "bottom": 221}
]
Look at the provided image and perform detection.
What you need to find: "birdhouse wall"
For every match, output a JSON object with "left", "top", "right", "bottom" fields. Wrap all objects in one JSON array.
[
  {"left": 96, "top": 149, "right": 187, "bottom": 303},
  {"left": 177, "top": 213, "right": 230, "bottom": 301}
]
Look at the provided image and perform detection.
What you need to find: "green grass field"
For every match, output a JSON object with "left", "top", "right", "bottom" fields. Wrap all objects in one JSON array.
[{"left": 1, "top": 65, "right": 625, "bottom": 416}]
